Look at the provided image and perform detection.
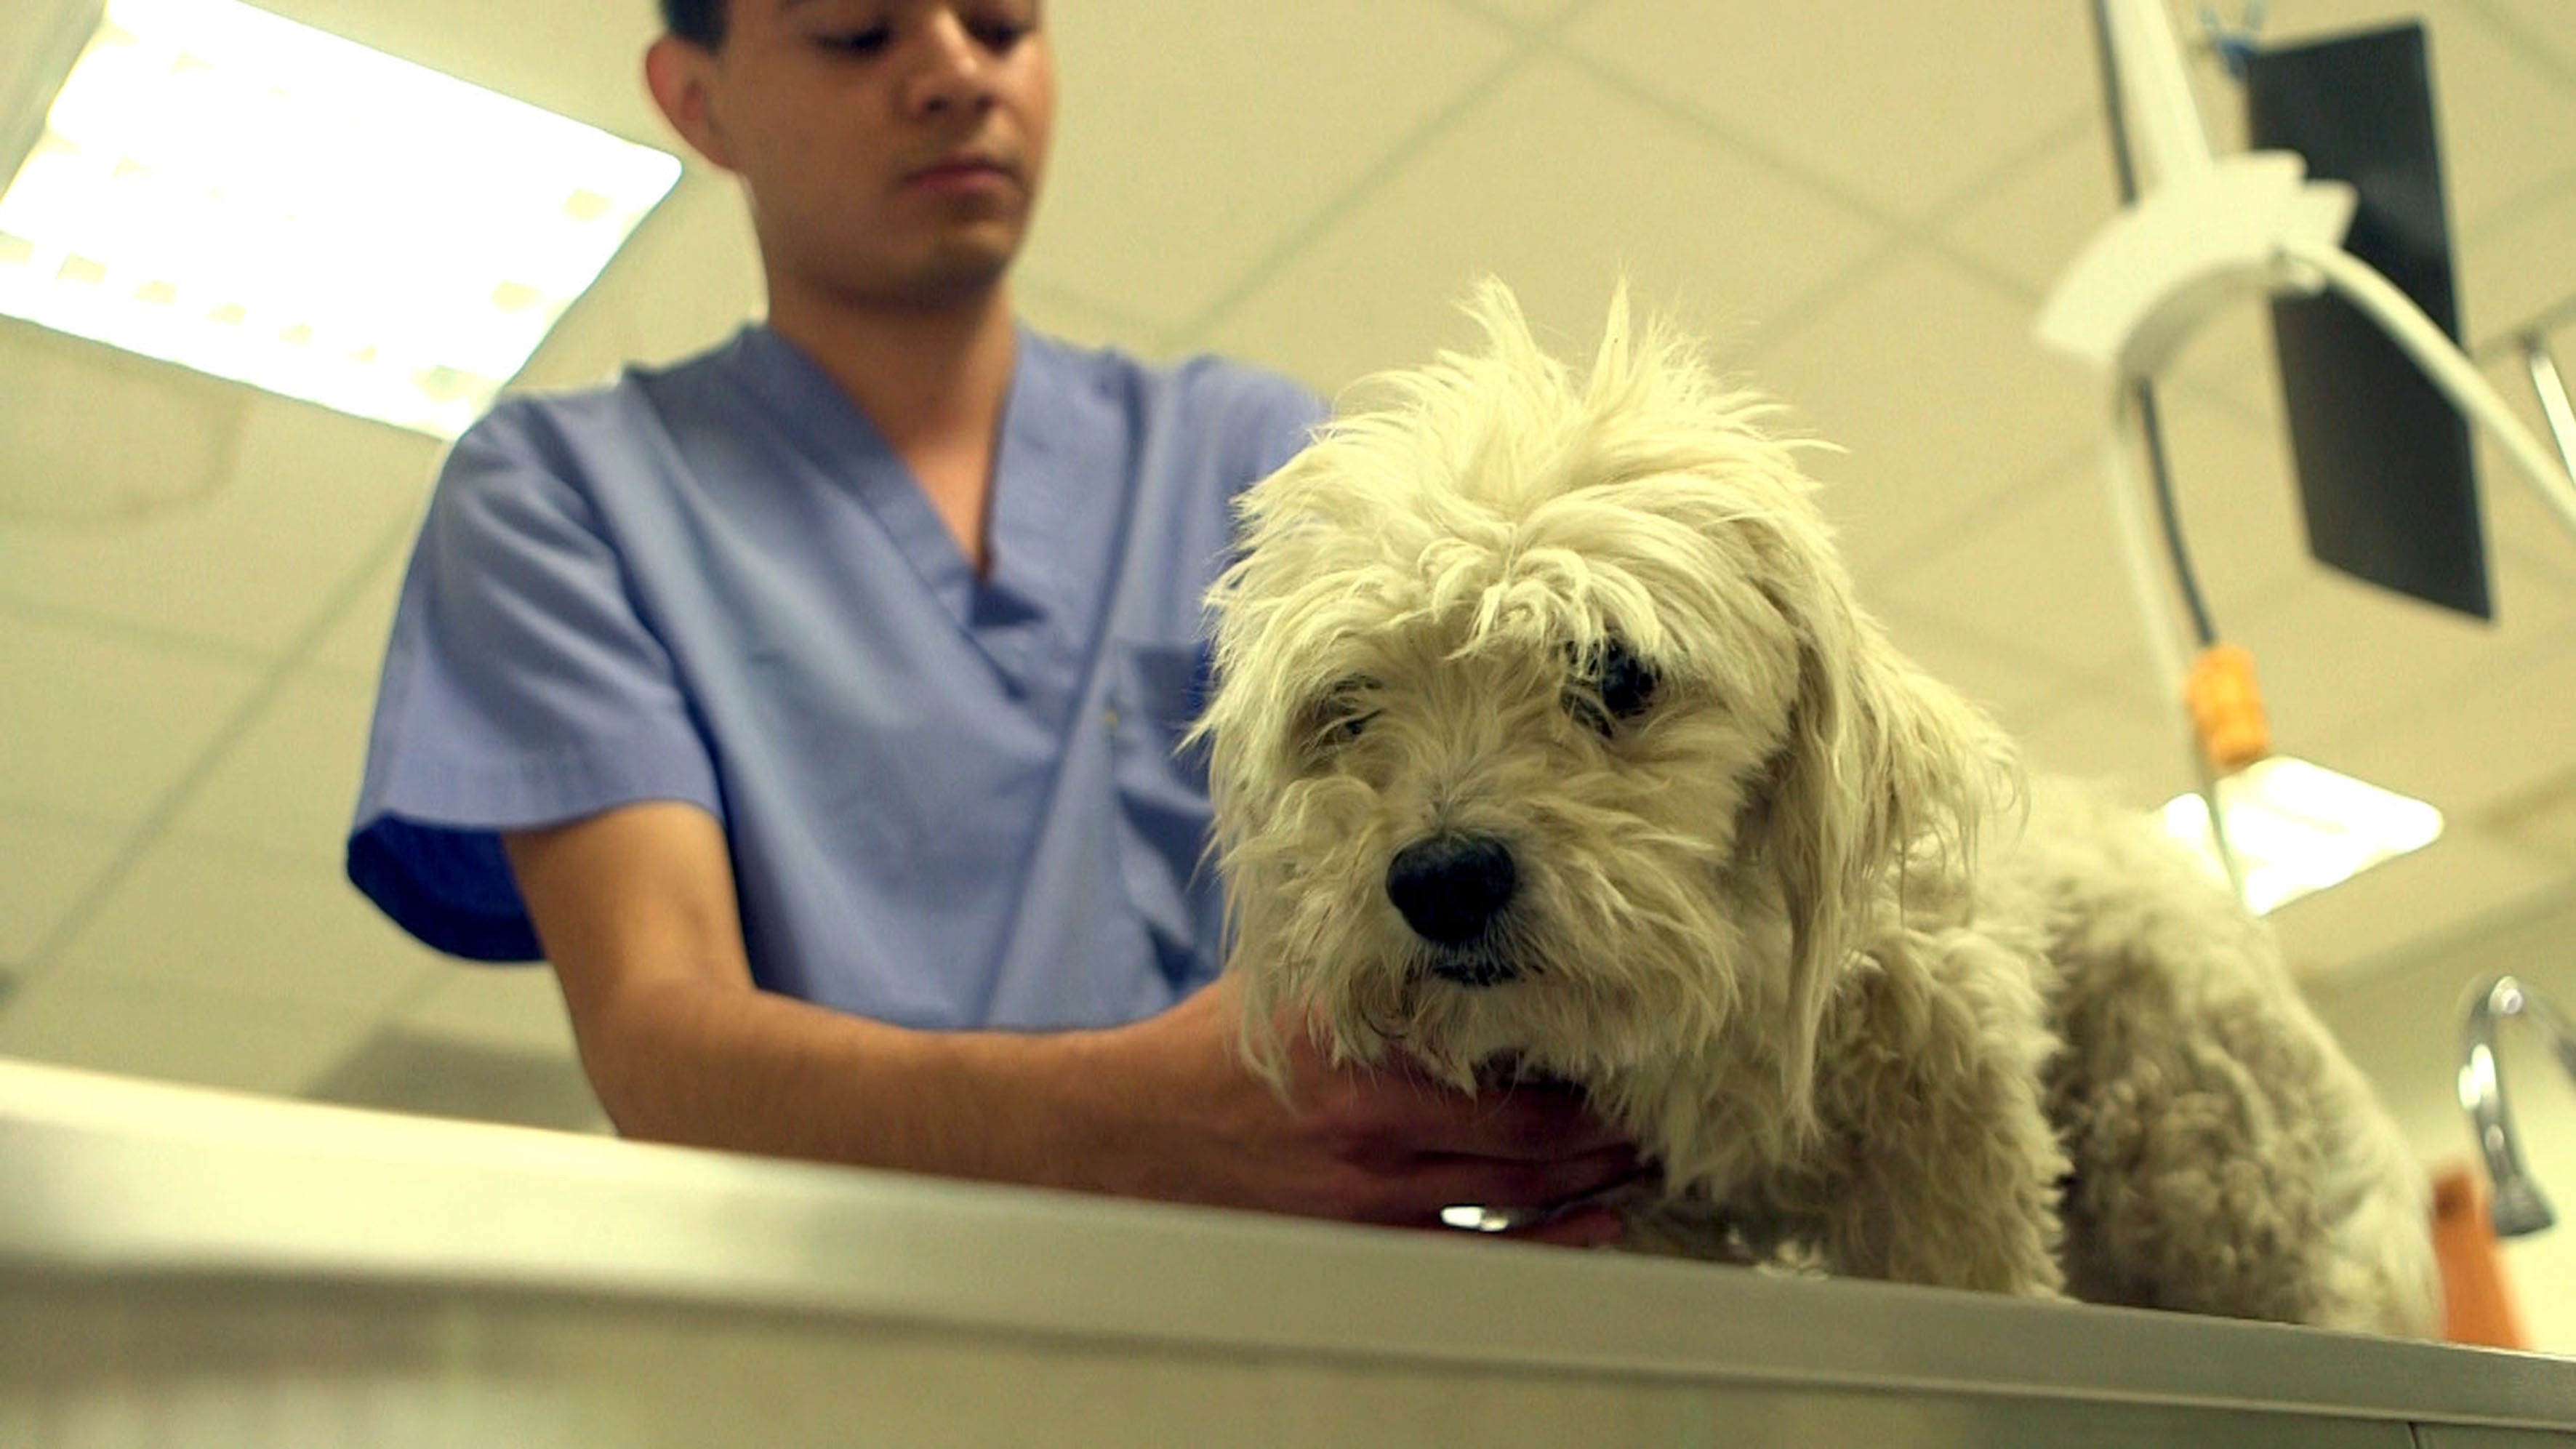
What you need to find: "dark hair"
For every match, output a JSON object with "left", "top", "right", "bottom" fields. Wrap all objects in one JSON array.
[{"left": 660, "top": 0, "right": 726, "bottom": 49}]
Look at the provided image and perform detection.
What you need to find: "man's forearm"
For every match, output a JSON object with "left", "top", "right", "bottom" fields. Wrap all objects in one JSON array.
[
  {"left": 581, "top": 976, "right": 1137, "bottom": 1193},
  {"left": 568, "top": 971, "right": 1634, "bottom": 1245}
]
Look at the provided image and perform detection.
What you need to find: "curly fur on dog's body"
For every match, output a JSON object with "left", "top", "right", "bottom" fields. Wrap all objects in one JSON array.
[{"left": 1200, "top": 283, "right": 2439, "bottom": 1336}]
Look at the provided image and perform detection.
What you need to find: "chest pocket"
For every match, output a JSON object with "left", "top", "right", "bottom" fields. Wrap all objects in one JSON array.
[{"left": 1104, "top": 638, "right": 1221, "bottom": 991}]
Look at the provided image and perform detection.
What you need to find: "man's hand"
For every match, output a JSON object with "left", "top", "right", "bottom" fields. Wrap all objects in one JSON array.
[
  {"left": 1076, "top": 975, "right": 1641, "bottom": 1247},
  {"left": 506, "top": 803, "right": 1635, "bottom": 1245}
]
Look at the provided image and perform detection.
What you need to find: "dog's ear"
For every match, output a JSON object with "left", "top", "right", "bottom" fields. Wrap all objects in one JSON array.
[{"left": 1757, "top": 566, "right": 2018, "bottom": 1134}]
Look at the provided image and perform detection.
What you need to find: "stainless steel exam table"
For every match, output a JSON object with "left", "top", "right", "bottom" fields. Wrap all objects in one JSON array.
[{"left": 3, "top": 1055, "right": 2572, "bottom": 1448}]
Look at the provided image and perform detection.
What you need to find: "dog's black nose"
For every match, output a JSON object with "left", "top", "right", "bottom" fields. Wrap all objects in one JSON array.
[{"left": 1385, "top": 833, "right": 1517, "bottom": 947}]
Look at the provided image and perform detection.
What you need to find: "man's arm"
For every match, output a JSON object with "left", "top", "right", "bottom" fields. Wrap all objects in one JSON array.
[{"left": 504, "top": 802, "right": 1637, "bottom": 1242}]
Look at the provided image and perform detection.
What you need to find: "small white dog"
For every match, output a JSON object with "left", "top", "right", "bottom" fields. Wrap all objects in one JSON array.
[{"left": 1200, "top": 282, "right": 2440, "bottom": 1335}]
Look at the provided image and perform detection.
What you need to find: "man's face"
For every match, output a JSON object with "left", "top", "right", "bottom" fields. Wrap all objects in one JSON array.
[{"left": 662, "top": 1, "right": 1054, "bottom": 308}]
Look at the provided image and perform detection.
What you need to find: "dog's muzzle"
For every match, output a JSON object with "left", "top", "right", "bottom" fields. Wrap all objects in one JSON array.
[{"left": 1386, "top": 833, "right": 1519, "bottom": 979}]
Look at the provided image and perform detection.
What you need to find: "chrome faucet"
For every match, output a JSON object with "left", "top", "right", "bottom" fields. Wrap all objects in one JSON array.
[{"left": 2460, "top": 975, "right": 2576, "bottom": 1238}]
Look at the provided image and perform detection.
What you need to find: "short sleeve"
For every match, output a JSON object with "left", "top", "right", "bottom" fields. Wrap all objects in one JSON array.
[{"left": 346, "top": 400, "right": 721, "bottom": 961}]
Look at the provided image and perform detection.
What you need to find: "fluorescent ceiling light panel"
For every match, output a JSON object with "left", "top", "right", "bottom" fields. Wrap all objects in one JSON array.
[
  {"left": 0, "top": 0, "right": 681, "bottom": 437},
  {"left": 2161, "top": 755, "right": 2444, "bottom": 916}
]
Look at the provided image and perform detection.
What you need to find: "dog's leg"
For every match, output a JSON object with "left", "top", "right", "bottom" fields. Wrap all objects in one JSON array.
[
  {"left": 1806, "top": 931, "right": 2071, "bottom": 1297},
  {"left": 2047, "top": 962, "right": 2439, "bottom": 1332},
  {"left": 2030, "top": 787, "right": 2441, "bottom": 1335}
]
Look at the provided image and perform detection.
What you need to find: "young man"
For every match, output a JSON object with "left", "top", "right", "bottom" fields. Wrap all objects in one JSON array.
[{"left": 348, "top": 0, "right": 1634, "bottom": 1242}]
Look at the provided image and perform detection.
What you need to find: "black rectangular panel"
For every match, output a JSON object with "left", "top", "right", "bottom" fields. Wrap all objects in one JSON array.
[{"left": 2246, "top": 23, "right": 2492, "bottom": 619}]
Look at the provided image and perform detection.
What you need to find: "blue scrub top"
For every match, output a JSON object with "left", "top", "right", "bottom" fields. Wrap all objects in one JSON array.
[{"left": 347, "top": 323, "right": 1324, "bottom": 1031}]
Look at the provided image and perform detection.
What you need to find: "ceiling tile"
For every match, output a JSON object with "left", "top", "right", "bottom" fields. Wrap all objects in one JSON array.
[
  {"left": 2308, "top": 627, "right": 2576, "bottom": 822},
  {"left": 1938, "top": 124, "right": 2124, "bottom": 300},
  {"left": 1875, "top": 381, "right": 2350, "bottom": 688},
  {"left": 1022, "top": 0, "right": 1517, "bottom": 333},
  {"left": 2138, "top": 387, "right": 2319, "bottom": 611},
  {"left": 2469, "top": 0, "right": 2576, "bottom": 79},
  {"left": 0, "top": 321, "right": 246, "bottom": 526},
  {"left": 48, "top": 835, "right": 441, "bottom": 1016},
  {"left": 2016, "top": 689, "right": 2200, "bottom": 809},
  {"left": 0, "top": 377, "right": 439, "bottom": 660},
  {"left": 169, "top": 670, "right": 379, "bottom": 869},
  {"left": 2266, "top": 828, "right": 2567, "bottom": 979},
  {"left": 1749, "top": 253, "right": 2106, "bottom": 576},
  {"left": 2164, "top": 300, "right": 2277, "bottom": 413},
  {"left": 0, "top": 811, "right": 126, "bottom": 967},
  {"left": 1562, "top": 0, "right": 2100, "bottom": 217},
  {"left": 2460, "top": 174, "right": 2576, "bottom": 346},
  {"left": 1873, "top": 461, "right": 2162, "bottom": 689},
  {"left": 0, "top": 0, "right": 89, "bottom": 138},
  {"left": 2202, "top": 545, "right": 2576, "bottom": 739},
  {"left": 1870, "top": 603, "right": 2086, "bottom": 737},
  {"left": 393, "top": 962, "right": 582, "bottom": 1059},
  {"left": 1200, "top": 57, "right": 1883, "bottom": 398},
  {"left": 2486, "top": 766, "right": 2576, "bottom": 867},
  {"left": 0, "top": 971, "right": 382, "bottom": 1099},
  {"left": 2043, "top": 528, "right": 2576, "bottom": 828},
  {"left": 1445, "top": 0, "right": 1589, "bottom": 25},
  {"left": 513, "top": 169, "right": 1184, "bottom": 396},
  {"left": 1015, "top": 281, "right": 1173, "bottom": 358},
  {"left": 309, "top": 543, "right": 409, "bottom": 683},
  {"left": 0, "top": 610, "right": 262, "bottom": 827}
]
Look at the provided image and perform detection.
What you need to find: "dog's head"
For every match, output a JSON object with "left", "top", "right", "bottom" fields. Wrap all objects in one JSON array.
[{"left": 1200, "top": 282, "right": 2014, "bottom": 1141}]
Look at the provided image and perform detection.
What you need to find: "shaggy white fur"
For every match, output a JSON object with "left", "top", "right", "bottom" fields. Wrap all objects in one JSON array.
[{"left": 1199, "top": 281, "right": 2441, "bottom": 1335}]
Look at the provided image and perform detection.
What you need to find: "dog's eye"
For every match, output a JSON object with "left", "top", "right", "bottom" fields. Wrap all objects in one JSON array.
[
  {"left": 1566, "top": 639, "right": 1660, "bottom": 737},
  {"left": 1600, "top": 642, "right": 1659, "bottom": 718},
  {"left": 1306, "top": 677, "right": 1381, "bottom": 752}
]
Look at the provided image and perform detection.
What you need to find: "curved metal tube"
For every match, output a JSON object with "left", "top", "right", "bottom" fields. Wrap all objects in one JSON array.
[
  {"left": 2459, "top": 974, "right": 2576, "bottom": 1238},
  {"left": 2527, "top": 337, "right": 2576, "bottom": 494}
]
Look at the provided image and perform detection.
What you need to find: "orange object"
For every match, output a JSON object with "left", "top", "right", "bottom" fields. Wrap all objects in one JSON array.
[
  {"left": 2185, "top": 643, "right": 2271, "bottom": 774},
  {"left": 2431, "top": 1163, "right": 2531, "bottom": 1349}
]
